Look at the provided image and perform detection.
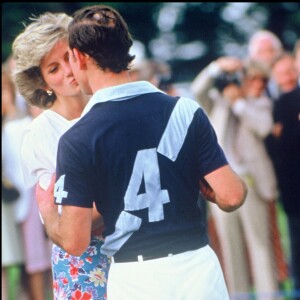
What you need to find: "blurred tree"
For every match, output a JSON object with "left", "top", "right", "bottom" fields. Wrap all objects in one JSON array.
[
  {"left": 2, "top": 2, "right": 300, "bottom": 82},
  {"left": 2, "top": 2, "right": 79, "bottom": 62},
  {"left": 114, "top": 3, "right": 163, "bottom": 58},
  {"left": 1, "top": 2, "right": 161, "bottom": 62},
  {"left": 154, "top": 2, "right": 300, "bottom": 81}
]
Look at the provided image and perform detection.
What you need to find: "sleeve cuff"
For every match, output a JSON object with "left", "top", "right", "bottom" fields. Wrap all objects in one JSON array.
[
  {"left": 232, "top": 99, "right": 246, "bottom": 115},
  {"left": 207, "top": 62, "right": 222, "bottom": 78}
]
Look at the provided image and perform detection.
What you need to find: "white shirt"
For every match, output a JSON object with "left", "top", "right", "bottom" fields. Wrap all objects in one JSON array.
[
  {"left": 21, "top": 110, "right": 79, "bottom": 190},
  {"left": 2, "top": 116, "right": 34, "bottom": 222}
]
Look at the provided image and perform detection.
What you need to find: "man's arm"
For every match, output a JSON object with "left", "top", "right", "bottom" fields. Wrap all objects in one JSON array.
[
  {"left": 36, "top": 176, "right": 93, "bottom": 256},
  {"left": 92, "top": 203, "right": 104, "bottom": 230},
  {"left": 201, "top": 164, "right": 247, "bottom": 212},
  {"left": 91, "top": 203, "right": 104, "bottom": 236}
]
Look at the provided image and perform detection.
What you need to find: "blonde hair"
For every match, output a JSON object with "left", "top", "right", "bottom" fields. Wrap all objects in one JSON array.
[
  {"left": 244, "top": 59, "right": 270, "bottom": 80},
  {"left": 12, "top": 12, "right": 72, "bottom": 108}
]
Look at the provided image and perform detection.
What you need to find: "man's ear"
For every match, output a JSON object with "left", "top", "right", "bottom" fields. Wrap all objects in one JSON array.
[{"left": 73, "top": 48, "right": 88, "bottom": 69}]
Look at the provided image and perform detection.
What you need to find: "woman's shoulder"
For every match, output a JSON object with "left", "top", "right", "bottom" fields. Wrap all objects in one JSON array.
[
  {"left": 25, "top": 110, "right": 51, "bottom": 132},
  {"left": 26, "top": 109, "right": 72, "bottom": 136}
]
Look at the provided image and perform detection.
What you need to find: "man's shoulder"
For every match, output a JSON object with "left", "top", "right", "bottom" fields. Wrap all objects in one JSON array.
[
  {"left": 59, "top": 114, "right": 93, "bottom": 146},
  {"left": 279, "top": 86, "right": 300, "bottom": 100},
  {"left": 276, "top": 86, "right": 300, "bottom": 110}
]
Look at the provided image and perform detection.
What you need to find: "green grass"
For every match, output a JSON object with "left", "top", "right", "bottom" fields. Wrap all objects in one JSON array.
[
  {"left": 276, "top": 201, "right": 294, "bottom": 299},
  {"left": 6, "top": 266, "right": 53, "bottom": 300},
  {"left": 7, "top": 266, "right": 21, "bottom": 300},
  {"left": 276, "top": 202, "right": 290, "bottom": 260},
  {"left": 5, "top": 201, "right": 294, "bottom": 300}
]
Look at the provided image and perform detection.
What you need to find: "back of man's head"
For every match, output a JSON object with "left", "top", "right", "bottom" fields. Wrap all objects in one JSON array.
[{"left": 69, "top": 5, "right": 135, "bottom": 73}]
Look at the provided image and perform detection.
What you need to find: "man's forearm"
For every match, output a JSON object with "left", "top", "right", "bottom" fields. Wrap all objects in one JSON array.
[
  {"left": 42, "top": 206, "right": 93, "bottom": 256},
  {"left": 42, "top": 210, "right": 65, "bottom": 248},
  {"left": 36, "top": 181, "right": 93, "bottom": 256}
]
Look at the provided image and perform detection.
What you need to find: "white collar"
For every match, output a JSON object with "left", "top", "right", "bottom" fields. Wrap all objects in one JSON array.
[{"left": 81, "top": 81, "right": 162, "bottom": 117}]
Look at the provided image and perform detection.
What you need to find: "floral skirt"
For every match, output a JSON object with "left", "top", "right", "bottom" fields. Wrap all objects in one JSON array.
[{"left": 52, "top": 236, "right": 110, "bottom": 300}]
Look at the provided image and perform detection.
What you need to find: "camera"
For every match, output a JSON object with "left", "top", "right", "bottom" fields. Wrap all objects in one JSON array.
[{"left": 214, "top": 71, "right": 243, "bottom": 92}]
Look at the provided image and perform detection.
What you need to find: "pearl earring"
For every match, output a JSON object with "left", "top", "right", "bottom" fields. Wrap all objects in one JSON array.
[{"left": 46, "top": 90, "right": 53, "bottom": 96}]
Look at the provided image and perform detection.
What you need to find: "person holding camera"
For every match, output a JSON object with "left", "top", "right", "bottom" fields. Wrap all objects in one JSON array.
[{"left": 191, "top": 57, "right": 281, "bottom": 299}]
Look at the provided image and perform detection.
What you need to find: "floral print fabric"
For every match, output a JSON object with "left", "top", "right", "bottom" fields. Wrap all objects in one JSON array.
[{"left": 52, "top": 236, "right": 110, "bottom": 300}]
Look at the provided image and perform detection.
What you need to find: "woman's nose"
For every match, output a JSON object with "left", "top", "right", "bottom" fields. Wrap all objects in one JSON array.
[{"left": 63, "top": 62, "right": 73, "bottom": 76}]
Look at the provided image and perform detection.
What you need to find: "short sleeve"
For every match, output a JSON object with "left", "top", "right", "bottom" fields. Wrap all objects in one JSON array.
[
  {"left": 55, "top": 134, "right": 95, "bottom": 208},
  {"left": 21, "top": 127, "right": 55, "bottom": 189},
  {"left": 194, "top": 108, "right": 228, "bottom": 177}
]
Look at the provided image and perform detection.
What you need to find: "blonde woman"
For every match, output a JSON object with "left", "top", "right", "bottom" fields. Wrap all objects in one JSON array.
[{"left": 13, "top": 12, "right": 109, "bottom": 300}]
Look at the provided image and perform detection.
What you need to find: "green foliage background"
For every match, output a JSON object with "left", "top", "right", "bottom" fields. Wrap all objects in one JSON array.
[{"left": 2, "top": 2, "right": 300, "bottom": 81}]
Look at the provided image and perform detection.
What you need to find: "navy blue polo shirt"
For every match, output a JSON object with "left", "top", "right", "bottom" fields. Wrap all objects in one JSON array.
[{"left": 55, "top": 81, "right": 228, "bottom": 258}]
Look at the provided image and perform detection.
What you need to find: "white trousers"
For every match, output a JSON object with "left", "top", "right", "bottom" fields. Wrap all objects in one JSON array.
[
  {"left": 107, "top": 245, "right": 229, "bottom": 300},
  {"left": 210, "top": 186, "right": 278, "bottom": 300}
]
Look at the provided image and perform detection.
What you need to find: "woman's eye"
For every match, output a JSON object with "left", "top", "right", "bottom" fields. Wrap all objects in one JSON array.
[{"left": 49, "top": 66, "right": 57, "bottom": 73}]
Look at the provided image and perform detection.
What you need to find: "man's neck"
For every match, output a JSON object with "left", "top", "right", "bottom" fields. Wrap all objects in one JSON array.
[{"left": 89, "top": 69, "right": 132, "bottom": 94}]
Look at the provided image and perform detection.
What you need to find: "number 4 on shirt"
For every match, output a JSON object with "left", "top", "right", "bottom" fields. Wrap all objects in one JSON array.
[
  {"left": 54, "top": 175, "right": 68, "bottom": 204},
  {"left": 124, "top": 148, "right": 170, "bottom": 222}
]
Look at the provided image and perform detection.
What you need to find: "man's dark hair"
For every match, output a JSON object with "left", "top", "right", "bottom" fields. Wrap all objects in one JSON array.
[{"left": 69, "top": 5, "right": 135, "bottom": 73}]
